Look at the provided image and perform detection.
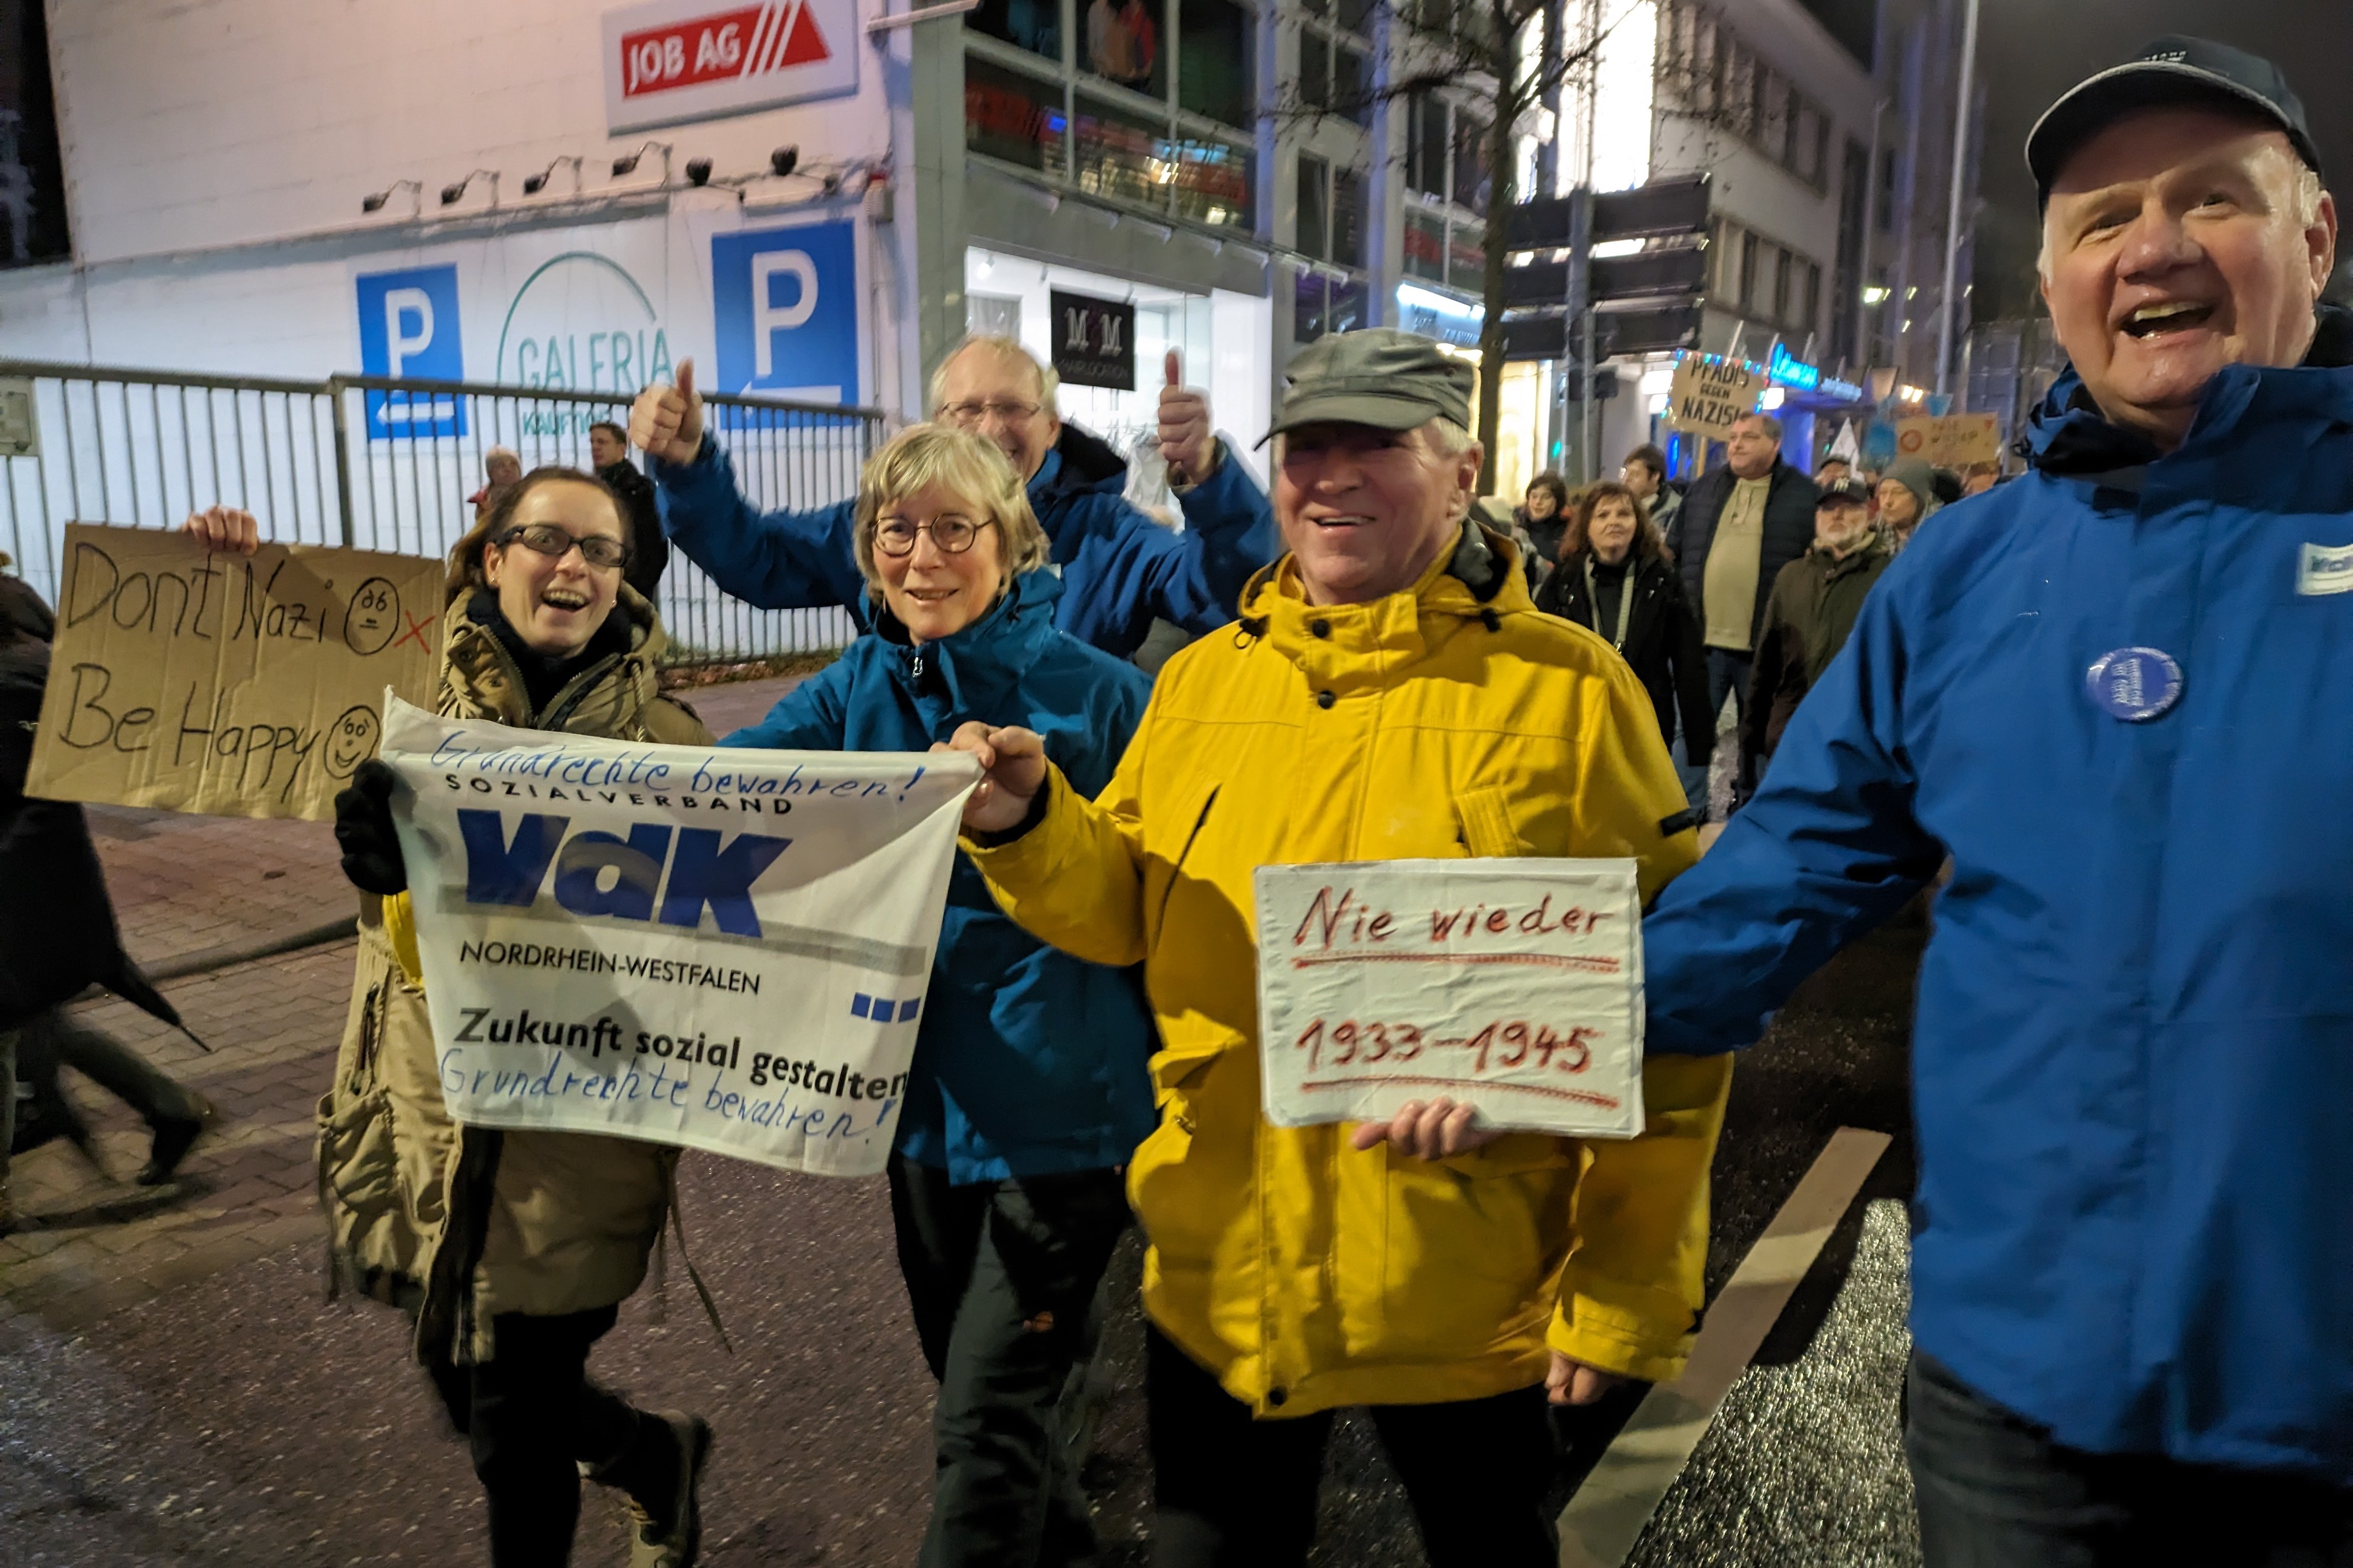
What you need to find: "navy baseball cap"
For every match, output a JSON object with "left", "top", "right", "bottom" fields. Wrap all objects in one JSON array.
[
  {"left": 1817, "top": 477, "right": 1873, "bottom": 507},
  {"left": 2027, "top": 37, "right": 2321, "bottom": 199}
]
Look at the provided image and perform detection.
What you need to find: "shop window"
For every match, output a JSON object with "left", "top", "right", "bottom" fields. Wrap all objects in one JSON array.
[
  {"left": 1408, "top": 92, "right": 1447, "bottom": 197},
  {"left": 965, "top": 0, "right": 1060, "bottom": 63},
  {"left": 1082, "top": 0, "right": 1166, "bottom": 99},
  {"left": 1330, "top": 276, "right": 1366, "bottom": 334},
  {"left": 1338, "top": 46, "right": 1371, "bottom": 126},
  {"left": 1446, "top": 219, "right": 1485, "bottom": 294},
  {"left": 1404, "top": 208, "right": 1446, "bottom": 283},
  {"left": 1171, "top": 134, "right": 1254, "bottom": 228},
  {"left": 1297, "top": 154, "right": 1330, "bottom": 260},
  {"left": 1300, "top": 29, "right": 1329, "bottom": 111},
  {"left": 1179, "top": 0, "right": 1252, "bottom": 127},
  {"left": 1333, "top": 167, "right": 1364, "bottom": 269},
  {"left": 1295, "top": 270, "right": 1332, "bottom": 345},
  {"left": 1452, "top": 111, "right": 1490, "bottom": 217},
  {"left": 968, "top": 293, "right": 1023, "bottom": 338},
  {"left": 1074, "top": 93, "right": 1168, "bottom": 208},
  {"left": 968, "top": 57, "right": 1070, "bottom": 177}
]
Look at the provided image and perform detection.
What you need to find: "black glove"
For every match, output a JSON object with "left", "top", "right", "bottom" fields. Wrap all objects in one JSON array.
[{"left": 333, "top": 759, "right": 407, "bottom": 896}]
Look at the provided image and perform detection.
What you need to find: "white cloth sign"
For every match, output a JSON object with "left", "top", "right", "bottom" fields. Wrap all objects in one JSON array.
[
  {"left": 1254, "top": 859, "right": 1646, "bottom": 1140},
  {"left": 378, "top": 695, "right": 979, "bottom": 1177}
]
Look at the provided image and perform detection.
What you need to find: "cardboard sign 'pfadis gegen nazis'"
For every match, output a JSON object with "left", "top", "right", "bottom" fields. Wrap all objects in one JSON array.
[{"left": 25, "top": 523, "right": 442, "bottom": 821}]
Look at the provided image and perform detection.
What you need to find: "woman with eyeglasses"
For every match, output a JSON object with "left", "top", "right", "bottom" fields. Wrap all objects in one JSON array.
[
  {"left": 720, "top": 424, "right": 1154, "bottom": 1567},
  {"left": 190, "top": 470, "right": 720, "bottom": 1567}
]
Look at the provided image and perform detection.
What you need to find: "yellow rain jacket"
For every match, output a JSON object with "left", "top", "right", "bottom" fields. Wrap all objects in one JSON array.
[{"left": 965, "top": 527, "right": 1732, "bottom": 1417}]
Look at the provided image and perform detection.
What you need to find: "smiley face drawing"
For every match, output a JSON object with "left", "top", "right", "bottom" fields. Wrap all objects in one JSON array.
[
  {"left": 344, "top": 577, "right": 399, "bottom": 656},
  {"left": 323, "top": 705, "right": 381, "bottom": 779}
]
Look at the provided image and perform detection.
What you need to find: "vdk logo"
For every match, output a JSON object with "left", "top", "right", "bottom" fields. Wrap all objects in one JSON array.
[
  {"left": 355, "top": 265, "right": 466, "bottom": 441},
  {"left": 459, "top": 810, "right": 791, "bottom": 936}
]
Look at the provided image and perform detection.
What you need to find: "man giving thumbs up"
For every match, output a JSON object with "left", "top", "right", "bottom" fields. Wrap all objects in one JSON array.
[{"left": 627, "top": 337, "right": 1277, "bottom": 660}]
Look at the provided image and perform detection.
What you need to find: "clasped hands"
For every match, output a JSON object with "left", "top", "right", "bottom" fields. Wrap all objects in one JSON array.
[{"left": 934, "top": 720, "right": 1623, "bottom": 1406}]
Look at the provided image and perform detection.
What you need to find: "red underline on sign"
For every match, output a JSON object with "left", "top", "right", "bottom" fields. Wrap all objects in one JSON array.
[
  {"left": 1299, "top": 1075, "right": 1624, "bottom": 1110},
  {"left": 1288, "top": 952, "right": 1621, "bottom": 973}
]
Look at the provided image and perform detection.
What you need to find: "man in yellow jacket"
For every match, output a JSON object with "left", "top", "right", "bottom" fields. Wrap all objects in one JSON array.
[{"left": 945, "top": 329, "right": 1731, "bottom": 1566}]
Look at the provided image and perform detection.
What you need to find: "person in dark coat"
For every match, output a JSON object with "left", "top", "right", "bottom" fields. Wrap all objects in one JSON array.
[
  {"left": 1514, "top": 472, "right": 1570, "bottom": 576},
  {"left": 1740, "top": 477, "right": 1892, "bottom": 792},
  {"left": 1534, "top": 481, "right": 1713, "bottom": 794},
  {"left": 587, "top": 421, "right": 669, "bottom": 600},
  {"left": 1, "top": 575, "right": 213, "bottom": 1216},
  {"left": 1674, "top": 412, "right": 1819, "bottom": 758}
]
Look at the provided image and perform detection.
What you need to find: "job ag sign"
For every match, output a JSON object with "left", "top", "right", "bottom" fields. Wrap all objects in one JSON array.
[{"left": 604, "top": 0, "right": 859, "bottom": 134}]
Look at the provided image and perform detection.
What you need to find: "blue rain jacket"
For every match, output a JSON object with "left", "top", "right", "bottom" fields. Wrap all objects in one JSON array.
[
  {"left": 720, "top": 571, "right": 1157, "bottom": 1182},
  {"left": 1643, "top": 343, "right": 2353, "bottom": 1478},
  {"left": 653, "top": 422, "right": 1279, "bottom": 658}
]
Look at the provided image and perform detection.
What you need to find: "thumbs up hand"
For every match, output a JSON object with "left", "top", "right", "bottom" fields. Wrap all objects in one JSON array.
[
  {"left": 629, "top": 358, "right": 705, "bottom": 467},
  {"left": 1156, "top": 349, "right": 1218, "bottom": 487}
]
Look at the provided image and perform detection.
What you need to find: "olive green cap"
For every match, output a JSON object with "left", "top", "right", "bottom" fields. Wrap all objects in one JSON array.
[{"left": 1259, "top": 328, "right": 1476, "bottom": 447}]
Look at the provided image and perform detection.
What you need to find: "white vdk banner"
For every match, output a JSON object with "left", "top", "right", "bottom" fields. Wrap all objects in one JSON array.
[{"left": 378, "top": 695, "right": 979, "bottom": 1177}]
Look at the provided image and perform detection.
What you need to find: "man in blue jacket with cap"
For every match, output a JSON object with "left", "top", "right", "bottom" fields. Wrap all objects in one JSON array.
[
  {"left": 1644, "top": 37, "right": 2352, "bottom": 1563},
  {"left": 628, "top": 338, "right": 1279, "bottom": 659}
]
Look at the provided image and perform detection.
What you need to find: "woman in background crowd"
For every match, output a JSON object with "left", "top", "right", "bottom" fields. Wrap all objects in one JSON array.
[{"left": 1535, "top": 481, "right": 1714, "bottom": 805}]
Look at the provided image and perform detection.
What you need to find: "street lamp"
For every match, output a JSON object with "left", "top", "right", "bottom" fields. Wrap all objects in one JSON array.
[{"left": 361, "top": 179, "right": 421, "bottom": 216}]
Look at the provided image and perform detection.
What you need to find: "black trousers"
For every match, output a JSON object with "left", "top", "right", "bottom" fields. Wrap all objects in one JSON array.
[
  {"left": 423, "top": 1306, "right": 675, "bottom": 1568},
  {"left": 1145, "top": 1325, "right": 1558, "bottom": 1568},
  {"left": 887, "top": 1155, "right": 1132, "bottom": 1568},
  {"left": 1906, "top": 1351, "right": 2353, "bottom": 1567},
  {"left": 13, "top": 1006, "right": 204, "bottom": 1142}
]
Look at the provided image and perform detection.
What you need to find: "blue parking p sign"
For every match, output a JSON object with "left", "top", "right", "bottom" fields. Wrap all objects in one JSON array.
[
  {"left": 356, "top": 265, "right": 466, "bottom": 440},
  {"left": 712, "top": 221, "right": 858, "bottom": 408}
]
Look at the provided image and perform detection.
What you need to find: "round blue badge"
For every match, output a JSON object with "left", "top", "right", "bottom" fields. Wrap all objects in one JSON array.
[{"left": 2085, "top": 647, "right": 2185, "bottom": 722}]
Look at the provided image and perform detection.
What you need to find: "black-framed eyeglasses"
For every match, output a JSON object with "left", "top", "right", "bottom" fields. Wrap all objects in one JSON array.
[
  {"left": 873, "top": 515, "right": 997, "bottom": 557},
  {"left": 497, "top": 523, "right": 630, "bottom": 571},
  {"left": 936, "top": 399, "right": 1043, "bottom": 426}
]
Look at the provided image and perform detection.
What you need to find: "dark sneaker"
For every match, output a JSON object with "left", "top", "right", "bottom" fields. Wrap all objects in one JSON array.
[
  {"left": 136, "top": 1095, "right": 218, "bottom": 1186},
  {"left": 626, "top": 1411, "right": 712, "bottom": 1568}
]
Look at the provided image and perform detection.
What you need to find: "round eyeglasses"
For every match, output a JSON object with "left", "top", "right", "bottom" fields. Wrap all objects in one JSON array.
[{"left": 874, "top": 515, "right": 997, "bottom": 558}]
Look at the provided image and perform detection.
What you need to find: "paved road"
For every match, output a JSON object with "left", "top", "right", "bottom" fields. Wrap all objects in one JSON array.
[{"left": 2, "top": 671, "right": 1928, "bottom": 1567}]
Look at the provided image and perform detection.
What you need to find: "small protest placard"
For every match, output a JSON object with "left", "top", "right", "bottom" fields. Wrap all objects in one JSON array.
[
  {"left": 1667, "top": 356, "right": 1760, "bottom": 440},
  {"left": 378, "top": 696, "right": 981, "bottom": 1178},
  {"left": 24, "top": 524, "right": 441, "bottom": 820},
  {"left": 1254, "top": 859, "right": 1646, "bottom": 1140},
  {"left": 1893, "top": 412, "right": 2000, "bottom": 468}
]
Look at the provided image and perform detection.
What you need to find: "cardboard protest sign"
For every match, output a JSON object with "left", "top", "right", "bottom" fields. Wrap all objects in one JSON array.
[
  {"left": 1667, "top": 355, "right": 1760, "bottom": 439},
  {"left": 25, "top": 524, "right": 440, "bottom": 820},
  {"left": 1893, "top": 412, "right": 2000, "bottom": 468},
  {"left": 1254, "top": 859, "right": 1646, "bottom": 1140},
  {"left": 378, "top": 695, "right": 981, "bottom": 1178}
]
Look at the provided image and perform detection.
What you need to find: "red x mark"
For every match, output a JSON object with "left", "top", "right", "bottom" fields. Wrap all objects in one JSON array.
[{"left": 393, "top": 611, "right": 433, "bottom": 653}]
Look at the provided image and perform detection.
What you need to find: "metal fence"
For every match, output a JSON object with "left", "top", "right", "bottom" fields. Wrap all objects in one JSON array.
[{"left": 0, "top": 359, "right": 880, "bottom": 663}]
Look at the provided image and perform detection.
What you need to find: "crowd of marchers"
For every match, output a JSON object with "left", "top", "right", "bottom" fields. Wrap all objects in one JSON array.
[{"left": 2, "top": 32, "right": 2347, "bottom": 1568}]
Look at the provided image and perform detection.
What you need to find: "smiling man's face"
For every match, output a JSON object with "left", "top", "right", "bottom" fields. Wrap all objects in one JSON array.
[
  {"left": 2042, "top": 105, "right": 2335, "bottom": 450},
  {"left": 1275, "top": 421, "right": 1479, "bottom": 606}
]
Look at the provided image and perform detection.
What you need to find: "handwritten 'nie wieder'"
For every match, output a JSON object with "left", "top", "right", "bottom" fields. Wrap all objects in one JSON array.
[
  {"left": 23, "top": 523, "right": 441, "bottom": 822},
  {"left": 1254, "top": 859, "right": 1648, "bottom": 1141}
]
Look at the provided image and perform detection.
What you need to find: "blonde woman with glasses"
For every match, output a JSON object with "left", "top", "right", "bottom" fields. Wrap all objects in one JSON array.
[{"left": 719, "top": 424, "right": 1155, "bottom": 1567}]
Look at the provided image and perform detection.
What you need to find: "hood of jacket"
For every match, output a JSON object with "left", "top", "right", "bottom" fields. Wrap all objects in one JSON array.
[
  {"left": 1027, "top": 421, "right": 1131, "bottom": 524},
  {"left": 439, "top": 584, "right": 703, "bottom": 746},
  {"left": 2027, "top": 302, "right": 2353, "bottom": 477},
  {"left": 867, "top": 568, "right": 1068, "bottom": 718}
]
